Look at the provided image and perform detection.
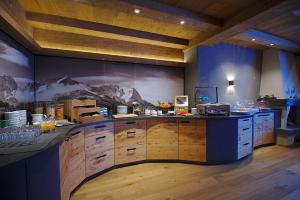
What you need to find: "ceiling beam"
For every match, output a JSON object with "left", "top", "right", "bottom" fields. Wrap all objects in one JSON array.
[
  {"left": 38, "top": 48, "right": 186, "bottom": 67},
  {"left": 26, "top": 12, "right": 188, "bottom": 49},
  {"left": 233, "top": 29, "right": 300, "bottom": 52},
  {"left": 0, "top": 0, "right": 39, "bottom": 52},
  {"left": 119, "top": 0, "right": 223, "bottom": 27},
  {"left": 187, "top": 0, "right": 287, "bottom": 50},
  {"left": 33, "top": 29, "right": 184, "bottom": 64}
]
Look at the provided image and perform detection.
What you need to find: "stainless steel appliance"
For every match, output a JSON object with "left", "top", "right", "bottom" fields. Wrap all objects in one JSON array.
[{"left": 197, "top": 103, "right": 230, "bottom": 116}]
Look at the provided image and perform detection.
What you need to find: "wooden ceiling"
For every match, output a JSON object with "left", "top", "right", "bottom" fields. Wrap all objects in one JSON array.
[{"left": 0, "top": 0, "right": 299, "bottom": 67}]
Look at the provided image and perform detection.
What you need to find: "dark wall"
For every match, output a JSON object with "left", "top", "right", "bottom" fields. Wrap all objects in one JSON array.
[
  {"left": 185, "top": 43, "right": 262, "bottom": 106},
  {"left": 35, "top": 55, "right": 184, "bottom": 108},
  {"left": 184, "top": 47, "right": 198, "bottom": 106},
  {"left": 0, "top": 30, "right": 34, "bottom": 112}
]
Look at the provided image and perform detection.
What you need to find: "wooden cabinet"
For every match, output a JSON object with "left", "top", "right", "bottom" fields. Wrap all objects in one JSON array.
[
  {"left": 59, "top": 128, "right": 85, "bottom": 200},
  {"left": 69, "top": 130, "right": 85, "bottom": 191},
  {"left": 115, "top": 120, "right": 146, "bottom": 165},
  {"left": 85, "top": 123, "right": 114, "bottom": 177},
  {"left": 59, "top": 139, "right": 70, "bottom": 200},
  {"left": 254, "top": 113, "right": 274, "bottom": 147},
  {"left": 237, "top": 118, "right": 253, "bottom": 159},
  {"left": 179, "top": 119, "right": 206, "bottom": 162},
  {"left": 147, "top": 119, "right": 178, "bottom": 160}
]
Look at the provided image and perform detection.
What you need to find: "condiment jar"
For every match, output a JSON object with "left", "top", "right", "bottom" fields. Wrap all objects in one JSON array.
[
  {"left": 56, "top": 104, "right": 64, "bottom": 120},
  {"left": 34, "top": 102, "right": 44, "bottom": 114},
  {"left": 46, "top": 104, "right": 56, "bottom": 120}
]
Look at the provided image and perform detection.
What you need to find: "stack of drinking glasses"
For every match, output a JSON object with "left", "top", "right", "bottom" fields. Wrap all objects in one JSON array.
[{"left": 0, "top": 125, "right": 41, "bottom": 147}]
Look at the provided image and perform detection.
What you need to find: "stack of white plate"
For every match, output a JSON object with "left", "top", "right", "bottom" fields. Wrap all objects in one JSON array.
[
  {"left": 4, "top": 110, "right": 27, "bottom": 127},
  {"left": 18, "top": 110, "right": 27, "bottom": 126}
]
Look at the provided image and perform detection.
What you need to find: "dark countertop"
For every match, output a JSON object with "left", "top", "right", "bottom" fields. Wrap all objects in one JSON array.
[{"left": 0, "top": 114, "right": 256, "bottom": 167}]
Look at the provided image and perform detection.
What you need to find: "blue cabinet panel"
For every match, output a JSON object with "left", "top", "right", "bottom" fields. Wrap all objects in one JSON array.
[
  {"left": 0, "top": 160, "right": 27, "bottom": 200},
  {"left": 26, "top": 145, "right": 61, "bottom": 200},
  {"left": 207, "top": 118, "right": 238, "bottom": 163}
]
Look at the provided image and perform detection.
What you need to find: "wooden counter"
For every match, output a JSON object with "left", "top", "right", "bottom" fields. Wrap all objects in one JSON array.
[{"left": 0, "top": 113, "right": 277, "bottom": 200}]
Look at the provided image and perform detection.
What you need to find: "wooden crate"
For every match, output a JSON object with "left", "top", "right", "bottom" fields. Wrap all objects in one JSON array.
[{"left": 64, "top": 99, "right": 103, "bottom": 123}]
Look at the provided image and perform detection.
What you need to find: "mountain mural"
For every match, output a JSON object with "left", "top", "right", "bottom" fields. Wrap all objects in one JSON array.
[
  {"left": 0, "top": 32, "right": 35, "bottom": 112},
  {"left": 0, "top": 75, "right": 34, "bottom": 112},
  {"left": 36, "top": 76, "right": 156, "bottom": 108}
]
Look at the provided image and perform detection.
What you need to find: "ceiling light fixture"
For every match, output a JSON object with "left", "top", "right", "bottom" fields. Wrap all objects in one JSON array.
[
  {"left": 251, "top": 38, "right": 256, "bottom": 41},
  {"left": 180, "top": 20, "right": 185, "bottom": 25},
  {"left": 134, "top": 8, "right": 141, "bottom": 14}
]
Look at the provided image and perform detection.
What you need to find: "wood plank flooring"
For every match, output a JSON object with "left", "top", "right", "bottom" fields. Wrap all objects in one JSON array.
[{"left": 71, "top": 143, "right": 300, "bottom": 200}]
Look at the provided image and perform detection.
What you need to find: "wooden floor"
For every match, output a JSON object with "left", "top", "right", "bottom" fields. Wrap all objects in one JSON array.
[{"left": 71, "top": 144, "right": 300, "bottom": 200}]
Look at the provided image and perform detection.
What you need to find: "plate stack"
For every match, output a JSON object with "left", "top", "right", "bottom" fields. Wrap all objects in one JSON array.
[{"left": 4, "top": 110, "right": 27, "bottom": 127}]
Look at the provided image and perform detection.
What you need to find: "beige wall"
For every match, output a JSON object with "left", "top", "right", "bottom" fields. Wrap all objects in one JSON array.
[{"left": 260, "top": 49, "right": 299, "bottom": 99}]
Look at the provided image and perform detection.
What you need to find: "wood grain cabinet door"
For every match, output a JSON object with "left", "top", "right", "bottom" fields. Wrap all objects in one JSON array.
[
  {"left": 59, "top": 139, "right": 70, "bottom": 200},
  {"left": 254, "top": 113, "right": 274, "bottom": 147},
  {"left": 262, "top": 113, "right": 275, "bottom": 145},
  {"left": 179, "top": 120, "right": 206, "bottom": 162},
  {"left": 147, "top": 119, "right": 178, "bottom": 160},
  {"left": 68, "top": 129, "right": 86, "bottom": 192},
  {"left": 254, "top": 115, "right": 263, "bottom": 147}
]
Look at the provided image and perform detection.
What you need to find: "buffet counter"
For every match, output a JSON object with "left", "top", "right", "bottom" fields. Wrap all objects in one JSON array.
[{"left": 0, "top": 113, "right": 277, "bottom": 200}]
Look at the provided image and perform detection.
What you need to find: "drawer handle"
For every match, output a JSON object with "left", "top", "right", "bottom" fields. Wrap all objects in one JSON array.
[
  {"left": 181, "top": 121, "right": 190, "bottom": 124},
  {"left": 70, "top": 130, "right": 81, "bottom": 136},
  {"left": 96, "top": 154, "right": 107, "bottom": 159},
  {"left": 126, "top": 121, "right": 136, "bottom": 124},
  {"left": 257, "top": 114, "right": 270, "bottom": 117},
  {"left": 127, "top": 131, "right": 136, "bottom": 137},
  {"left": 243, "top": 128, "right": 250, "bottom": 131},
  {"left": 95, "top": 125, "right": 106, "bottom": 129},
  {"left": 243, "top": 143, "right": 250, "bottom": 146},
  {"left": 242, "top": 119, "right": 250, "bottom": 122},
  {"left": 127, "top": 148, "right": 136, "bottom": 151},
  {"left": 96, "top": 136, "right": 106, "bottom": 141}
]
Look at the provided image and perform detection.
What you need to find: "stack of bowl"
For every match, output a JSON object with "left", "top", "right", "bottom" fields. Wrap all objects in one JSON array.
[{"left": 4, "top": 110, "right": 27, "bottom": 127}]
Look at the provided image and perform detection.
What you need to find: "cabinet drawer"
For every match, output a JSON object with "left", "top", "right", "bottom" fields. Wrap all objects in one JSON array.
[
  {"left": 86, "top": 149, "right": 114, "bottom": 177},
  {"left": 85, "top": 123, "right": 114, "bottom": 138},
  {"left": 115, "top": 145, "right": 146, "bottom": 165},
  {"left": 115, "top": 129, "right": 146, "bottom": 148},
  {"left": 179, "top": 144, "right": 206, "bottom": 162},
  {"left": 115, "top": 120, "right": 146, "bottom": 129},
  {"left": 238, "top": 118, "right": 252, "bottom": 129},
  {"left": 85, "top": 130, "right": 114, "bottom": 155},
  {"left": 238, "top": 142, "right": 252, "bottom": 159}
]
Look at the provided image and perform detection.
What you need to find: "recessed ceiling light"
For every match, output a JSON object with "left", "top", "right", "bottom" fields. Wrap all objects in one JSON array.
[
  {"left": 134, "top": 8, "right": 141, "bottom": 14},
  {"left": 270, "top": 43, "right": 274, "bottom": 46},
  {"left": 251, "top": 38, "right": 256, "bottom": 41},
  {"left": 180, "top": 20, "right": 185, "bottom": 25}
]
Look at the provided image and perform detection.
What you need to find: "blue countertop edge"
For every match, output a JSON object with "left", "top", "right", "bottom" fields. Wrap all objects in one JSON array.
[{"left": 0, "top": 111, "right": 277, "bottom": 167}]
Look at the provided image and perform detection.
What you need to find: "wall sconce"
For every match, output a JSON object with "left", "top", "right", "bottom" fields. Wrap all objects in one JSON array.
[{"left": 228, "top": 80, "right": 235, "bottom": 86}]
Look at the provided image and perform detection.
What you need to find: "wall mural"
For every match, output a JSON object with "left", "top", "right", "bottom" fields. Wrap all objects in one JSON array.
[
  {"left": 35, "top": 57, "right": 184, "bottom": 109},
  {"left": 0, "top": 34, "right": 34, "bottom": 112}
]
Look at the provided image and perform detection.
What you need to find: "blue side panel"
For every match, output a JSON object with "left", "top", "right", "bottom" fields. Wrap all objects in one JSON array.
[
  {"left": 207, "top": 118, "right": 238, "bottom": 163},
  {"left": 26, "top": 145, "right": 61, "bottom": 200},
  {"left": 273, "top": 109, "right": 281, "bottom": 128},
  {"left": 0, "top": 160, "right": 27, "bottom": 200}
]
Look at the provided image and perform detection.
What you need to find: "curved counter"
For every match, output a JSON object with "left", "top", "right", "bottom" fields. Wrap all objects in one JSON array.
[{"left": 0, "top": 113, "right": 277, "bottom": 200}]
